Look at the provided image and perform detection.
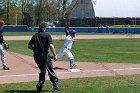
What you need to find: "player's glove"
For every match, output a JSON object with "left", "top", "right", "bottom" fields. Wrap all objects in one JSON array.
[
  {"left": 50, "top": 55, "right": 57, "bottom": 62},
  {"left": 3, "top": 43, "right": 9, "bottom": 50},
  {"left": 66, "top": 25, "right": 69, "bottom": 30}
]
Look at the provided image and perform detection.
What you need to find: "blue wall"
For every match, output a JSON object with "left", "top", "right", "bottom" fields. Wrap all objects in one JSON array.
[
  {"left": 3, "top": 25, "right": 28, "bottom": 32},
  {"left": 3, "top": 25, "right": 140, "bottom": 34},
  {"left": 28, "top": 27, "right": 140, "bottom": 34}
]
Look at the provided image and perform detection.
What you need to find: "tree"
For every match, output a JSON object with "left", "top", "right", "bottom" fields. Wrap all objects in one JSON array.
[
  {"left": 0, "top": 0, "right": 73, "bottom": 26},
  {"left": 34, "top": 0, "right": 44, "bottom": 25},
  {"left": 20, "top": 0, "right": 34, "bottom": 26},
  {"left": 0, "top": 1, "right": 6, "bottom": 19},
  {"left": 6, "top": 0, "right": 10, "bottom": 24}
]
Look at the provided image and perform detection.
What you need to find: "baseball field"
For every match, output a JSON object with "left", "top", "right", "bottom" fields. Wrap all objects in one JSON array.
[{"left": 0, "top": 32, "right": 140, "bottom": 93}]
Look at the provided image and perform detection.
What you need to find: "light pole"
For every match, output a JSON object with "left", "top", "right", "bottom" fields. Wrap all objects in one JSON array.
[{"left": 135, "top": 17, "right": 136, "bottom": 25}]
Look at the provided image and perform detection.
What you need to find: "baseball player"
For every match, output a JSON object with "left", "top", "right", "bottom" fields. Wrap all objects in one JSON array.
[
  {"left": 0, "top": 20, "right": 10, "bottom": 70},
  {"left": 55, "top": 25, "right": 76, "bottom": 69},
  {"left": 28, "top": 22, "right": 60, "bottom": 92}
]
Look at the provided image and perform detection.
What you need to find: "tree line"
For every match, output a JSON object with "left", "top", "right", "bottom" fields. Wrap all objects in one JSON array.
[{"left": 0, "top": 0, "right": 71, "bottom": 26}]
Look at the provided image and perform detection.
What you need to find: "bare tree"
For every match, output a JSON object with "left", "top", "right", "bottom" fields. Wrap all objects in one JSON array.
[
  {"left": 0, "top": 0, "right": 5, "bottom": 19},
  {"left": 6, "top": 0, "right": 10, "bottom": 24}
]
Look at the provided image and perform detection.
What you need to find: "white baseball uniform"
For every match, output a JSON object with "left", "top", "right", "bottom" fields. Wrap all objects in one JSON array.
[
  {"left": 56, "top": 35, "right": 74, "bottom": 60},
  {"left": 0, "top": 27, "right": 7, "bottom": 67},
  {"left": 0, "top": 44, "right": 6, "bottom": 67}
]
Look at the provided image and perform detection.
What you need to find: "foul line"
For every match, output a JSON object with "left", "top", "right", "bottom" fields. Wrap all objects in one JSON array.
[
  {"left": 82, "top": 67, "right": 140, "bottom": 73},
  {"left": 0, "top": 67, "right": 140, "bottom": 78}
]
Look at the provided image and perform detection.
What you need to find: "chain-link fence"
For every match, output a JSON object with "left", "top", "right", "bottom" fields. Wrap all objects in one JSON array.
[{"left": 51, "top": 17, "right": 140, "bottom": 27}]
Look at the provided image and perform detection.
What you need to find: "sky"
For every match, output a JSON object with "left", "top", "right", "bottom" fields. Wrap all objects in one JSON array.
[
  {"left": 93, "top": 0, "right": 140, "bottom": 17},
  {"left": 69, "top": 0, "right": 140, "bottom": 17}
]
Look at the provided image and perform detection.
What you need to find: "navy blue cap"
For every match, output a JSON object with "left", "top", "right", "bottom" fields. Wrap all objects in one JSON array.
[{"left": 39, "top": 22, "right": 46, "bottom": 28}]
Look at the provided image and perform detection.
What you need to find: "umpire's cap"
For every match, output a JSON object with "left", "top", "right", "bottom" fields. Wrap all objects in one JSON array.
[
  {"left": 0, "top": 20, "right": 5, "bottom": 26},
  {"left": 39, "top": 22, "right": 46, "bottom": 28},
  {"left": 69, "top": 30, "right": 76, "bottom": 34}
]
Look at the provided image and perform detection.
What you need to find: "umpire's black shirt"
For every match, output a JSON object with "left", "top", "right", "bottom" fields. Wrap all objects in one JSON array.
[{"left": 28, "top": 32, "right": 53, "bottom": 53}]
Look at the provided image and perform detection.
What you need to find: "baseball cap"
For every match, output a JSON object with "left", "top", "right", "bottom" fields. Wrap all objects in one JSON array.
[
  {"left": 0, "top": 20, "right": 5, "bottom": 26},
  {"left": 39, "top": 22, "right": 46, "bottom": 28}
]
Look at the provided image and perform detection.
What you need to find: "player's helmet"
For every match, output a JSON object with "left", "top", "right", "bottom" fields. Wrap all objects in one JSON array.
[
  {"left": 69, "top": 30, "right": 76, "bottom": 34},
  {"left": 0, "top": 20, "right": 5, "bottom": 26}
]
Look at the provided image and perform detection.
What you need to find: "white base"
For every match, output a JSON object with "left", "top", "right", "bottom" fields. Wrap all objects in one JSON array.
[{"left": 67, "top": 69, "right": 82, "bottom": 72}]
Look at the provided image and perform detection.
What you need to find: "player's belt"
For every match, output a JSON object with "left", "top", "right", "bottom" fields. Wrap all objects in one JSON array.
[{"left": 65, "top": 47, "right": 70, "bottom": 50}]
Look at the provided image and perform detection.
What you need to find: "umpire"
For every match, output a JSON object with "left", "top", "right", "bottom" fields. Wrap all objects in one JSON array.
[{"left": 28, "top": 22, "right": 60, "bottom": 92}]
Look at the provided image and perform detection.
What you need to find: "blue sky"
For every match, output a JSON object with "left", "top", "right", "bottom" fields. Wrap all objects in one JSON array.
[{"left": 93, "top": 0, "right": 140, "bottom": 17}]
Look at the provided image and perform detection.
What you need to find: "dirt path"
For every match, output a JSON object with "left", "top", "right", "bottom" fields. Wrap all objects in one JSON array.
[
  {"left": 0, "top": 51, "right": 140, "bottom": 84},
  {"left": 0, "top": 35, "right": 140, "bottom": 84},
  {"left": 4, "top": 34, "right": 140, "bottom": 40}
]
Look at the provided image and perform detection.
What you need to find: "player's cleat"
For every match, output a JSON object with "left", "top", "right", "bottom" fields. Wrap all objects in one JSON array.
[
  {"left": 36, "top": 84, "right": 43, "bottom": 92},
  {"left": 3, "top": 66, "right": 10, "bottom": 70},
  {"left": 70, "top": 64, "right": 77, "bottom": 69}
]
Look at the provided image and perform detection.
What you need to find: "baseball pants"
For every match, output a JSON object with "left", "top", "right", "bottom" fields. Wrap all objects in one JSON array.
[
  {"left": 56, "top": 47, "right": 74, "bottom": 59},
  {"left": 0, "top": 44, "right": 6, "bottom": 67}
]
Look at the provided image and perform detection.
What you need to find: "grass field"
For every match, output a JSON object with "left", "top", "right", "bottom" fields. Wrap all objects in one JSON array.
[
  {"left": 3, "top": 32, "right": 130, "bottom": 36},
  {"left": 6, "top": 39, "right": 140, "bottom": 63},
  {"left": 3, "top": 32, "right": 94, "bottom": 36},
  {"left": 0, "top": 75, "right": 140, "bottom": 93},
  {"left": 2, "top": 38, "right": 140, "bottom": 93}
]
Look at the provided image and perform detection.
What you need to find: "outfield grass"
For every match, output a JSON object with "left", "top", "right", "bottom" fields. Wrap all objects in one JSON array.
[
  {"left": 3, "top": 32, "right": 36, "bottom": 36},
  {"left": 3, "top": 32, "right": 93, "bottom": 36},
  {"left": 0, "top": 75, "right": 140, "bottom": 93},
  {"left": 6, "top": 39, "right": 140, "bottom": 63},
  {"left": 3, "top": 32, "right": 132, "bottom": 36}
]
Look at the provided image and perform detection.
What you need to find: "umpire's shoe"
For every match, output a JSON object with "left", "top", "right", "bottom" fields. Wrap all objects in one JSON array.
[
  {"left": 53, "top": 83, "right": 60, "bottom": 92},
  {"left": 53, "top": 88, "right": 61, "bottom": 92},
  {"left": 36, "top": 83, "right": 43, "bottom": 92}
]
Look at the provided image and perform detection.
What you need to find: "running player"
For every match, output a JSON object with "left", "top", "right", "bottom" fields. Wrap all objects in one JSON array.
[{"left": 55, "top": 26, "right": 76, "bottom": 69}]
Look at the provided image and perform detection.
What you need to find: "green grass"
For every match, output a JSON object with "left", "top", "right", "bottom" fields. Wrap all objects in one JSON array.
[
  {"left": 6, "top": 39, "right": 140, "bottom": 63},
  {"left": 3, "top": 32, "right": 92, "bottom": 36},
  {"left": 3, "top": 32, "right": 36, "bottom": 36},
  {"left": 2, "top": 38, "right": 140, "bottom": 93},
  {"left": 3, "top": 32, "right": 135, "bottom": 36},
  {"left": 3, "top": 32, "right": 68, "bottom": 36},
  {"left": 73, "top": 39, "right": 140, "bottom": 63},
  {"left": 0, "top": 75, "right": 140, "bottom": 93}
]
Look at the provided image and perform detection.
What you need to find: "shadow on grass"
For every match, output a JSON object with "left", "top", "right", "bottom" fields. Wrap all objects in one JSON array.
[{"left": 6, "top": 89, "right": 54, "bottom": 93}]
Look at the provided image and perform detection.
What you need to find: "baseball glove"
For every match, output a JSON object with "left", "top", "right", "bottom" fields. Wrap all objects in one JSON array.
[{"left": 3, "top": 43, "right": 9, "bottom": 50}]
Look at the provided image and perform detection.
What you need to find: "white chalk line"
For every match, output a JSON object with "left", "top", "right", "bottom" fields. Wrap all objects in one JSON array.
[{"left": 0, "top": 67, "right": 140, "bottom": 78}]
